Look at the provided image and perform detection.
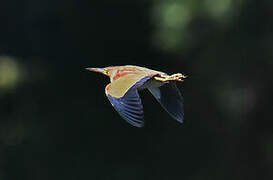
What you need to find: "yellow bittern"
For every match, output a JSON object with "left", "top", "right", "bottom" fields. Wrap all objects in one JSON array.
[{"left": 86, "top": 65, "right": 186, "bottom": 127}]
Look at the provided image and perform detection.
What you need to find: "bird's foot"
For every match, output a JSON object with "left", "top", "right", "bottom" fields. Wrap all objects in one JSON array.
[{"left": 154, "top": 73, "right": 186, "bottom": 82}]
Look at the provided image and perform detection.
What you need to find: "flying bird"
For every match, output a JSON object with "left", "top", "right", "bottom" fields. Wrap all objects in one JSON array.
[{"left": 86, "top": 65, "right": 186, "bottom": 127}]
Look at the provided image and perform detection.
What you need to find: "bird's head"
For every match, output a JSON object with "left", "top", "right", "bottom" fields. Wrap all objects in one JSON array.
[
  {"left": 86, "top": 66, "right": 137, "bottom": 82},
  {"left": 86, "top": 67, "right": 110, "bottom": 76},
  {"left": 86, "top": 66, "right": 118, "bottom": 78}
]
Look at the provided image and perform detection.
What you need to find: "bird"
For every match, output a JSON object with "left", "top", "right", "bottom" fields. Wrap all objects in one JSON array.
[{"left": 86, "top": 65, "right": 186, "bottom": 127}]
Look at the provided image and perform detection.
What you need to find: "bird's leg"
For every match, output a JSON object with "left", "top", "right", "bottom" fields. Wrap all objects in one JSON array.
[
  {"left": 154, "top": 73, "right": 186, "bottom": 82},
  {"left": 154, "top": 76, "right": 168, "bottom": 82}
]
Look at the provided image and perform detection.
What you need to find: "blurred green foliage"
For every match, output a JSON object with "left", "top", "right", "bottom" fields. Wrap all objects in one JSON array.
[
  {"left": 151, "top": 0, "right": 245, "bottom": 52},
  {"left": 0, "top": 56, "right": 21, "bottom": 94}
]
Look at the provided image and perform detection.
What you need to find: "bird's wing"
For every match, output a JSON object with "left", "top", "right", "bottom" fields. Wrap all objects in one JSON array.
[
  {"left": 148, "top": 82, "right": 184, "bottom": 123},
  {"left": 105, "top": 75, "right": 152, "bottom": 127}
]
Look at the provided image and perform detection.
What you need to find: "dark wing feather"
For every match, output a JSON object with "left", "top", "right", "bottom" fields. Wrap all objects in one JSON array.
[
  {"left": 148, "top": 82, "right": 184, "bottom": 123},
  {"left": 106, "top": 76, "right": 152, "bottom": 127}
]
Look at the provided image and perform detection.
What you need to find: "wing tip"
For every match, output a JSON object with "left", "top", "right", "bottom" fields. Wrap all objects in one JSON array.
[
  {"left": 169, "top": 110, "right": 184, "bottom": 124},
  {"left": 175, "top": 116, "right": 184, "bottom": 124},
  {"left": 121, "top": 113, "right": 145, "bottom": 128},
  {"left": 129, "top": 121, "right": 145, "bottom": 128}
]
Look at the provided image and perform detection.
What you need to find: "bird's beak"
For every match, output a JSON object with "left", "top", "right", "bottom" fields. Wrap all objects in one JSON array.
[{"left": 86, "top": 68, "right": 107, "bottom": 75}]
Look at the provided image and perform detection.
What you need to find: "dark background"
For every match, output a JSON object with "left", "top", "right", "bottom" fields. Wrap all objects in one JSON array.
[{"left": 0, "top": 0, "right": 273, "bottom": 179}]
